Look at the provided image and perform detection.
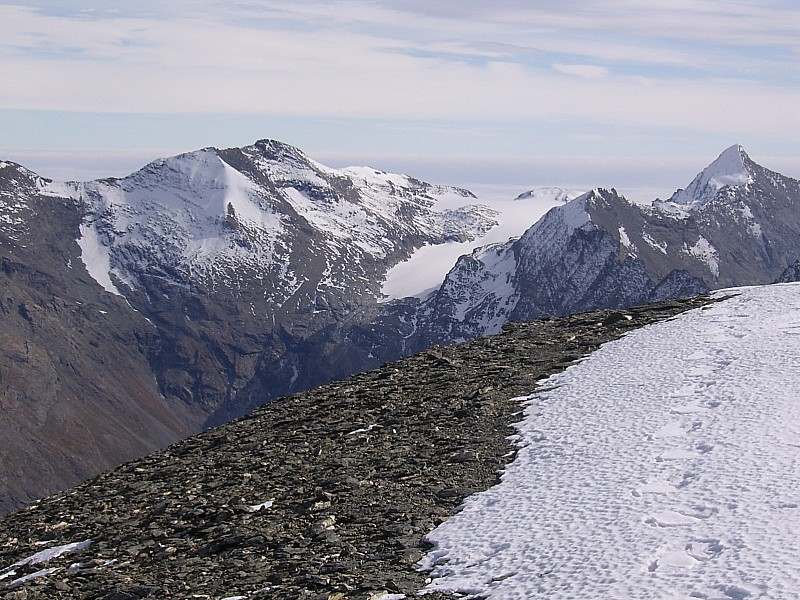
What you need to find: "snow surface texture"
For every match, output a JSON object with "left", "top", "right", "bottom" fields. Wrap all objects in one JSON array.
[{"left": 421, "top": 282, "right": 800, "bottom": 599}]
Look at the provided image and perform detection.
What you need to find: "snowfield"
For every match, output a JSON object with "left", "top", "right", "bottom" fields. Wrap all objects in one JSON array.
[
  {"left": 421, "top": 282, "right": 800, "bottom": 599},
  {"left": 380, "top": 187, "right": 581, "bottom": 301}
]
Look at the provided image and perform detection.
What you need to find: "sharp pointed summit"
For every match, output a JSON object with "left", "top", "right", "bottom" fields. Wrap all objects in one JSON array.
[
  {"left": 668, "top": 144, "right": 753, "bottom": 208},
  {"left": 1, "top": 141, "right": 799, "bottom": 518}
]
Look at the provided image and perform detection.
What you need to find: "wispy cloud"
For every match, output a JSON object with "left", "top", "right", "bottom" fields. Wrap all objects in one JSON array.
[
  {"left": 0, "top": 0, "right": 797, "bottom": 189},
  {"left": 553, "top": 64, "right": 609, "bottom": 79}
]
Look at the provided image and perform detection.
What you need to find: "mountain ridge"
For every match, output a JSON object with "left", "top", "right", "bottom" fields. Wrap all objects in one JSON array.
[
  {"left": 0, "top": 142, "right": 503, "bottom": 513},
  {"left": 357, "top": 145, "right": 799, "bottom": 362},
  {"left": 0, "top": 295, "right": 715, "bottom": 599},
  {"left": 1, "top": 141, "right": 799, "bottom": 514}
]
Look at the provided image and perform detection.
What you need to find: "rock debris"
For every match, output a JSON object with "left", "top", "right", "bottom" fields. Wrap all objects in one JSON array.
[{"left": 0, "top": 296, "right": 714, "bottom": 599}]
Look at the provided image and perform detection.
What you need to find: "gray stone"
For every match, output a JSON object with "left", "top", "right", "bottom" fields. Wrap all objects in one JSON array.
[{"left": 0, "top": 295, "right": 714, "bottom": 599}]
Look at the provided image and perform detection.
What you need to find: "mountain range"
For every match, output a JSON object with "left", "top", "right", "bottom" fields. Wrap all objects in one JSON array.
[
  {"left": 360, "top": 145, "right": 800, "bottom": 360},
  {"left": 1, "top": 141, "right": 798, "bottom": 514}
]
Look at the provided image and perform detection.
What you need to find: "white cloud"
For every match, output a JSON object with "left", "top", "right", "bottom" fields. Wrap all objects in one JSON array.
[
  {"left": 0, "top": 0, "right": 798, "bottom": 185},
  {"left": 553, "top": 64, "right": 609, "bottom": 79}
]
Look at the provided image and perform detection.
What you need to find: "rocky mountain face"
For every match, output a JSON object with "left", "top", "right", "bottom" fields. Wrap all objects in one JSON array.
[
  {"left": 776, "top": 259, "right": 800, "bottom": 283},
  {"left": 0, "top": 142, "right": 798, "bottom": 515},
  {"left": 0, "top": 296, "right": 713, "bottom": 599},
  {"left": 354, "top": 145, "right": 800, "bottom": 360},
  {"left": 0, "top": 142, "right": 496, "bottom": 514},
  {"left": 67, "top": 140, "right": 495, "bottom": 425},
  {"left": 0, "top": 162, "right": 189, "bottom": 514}
]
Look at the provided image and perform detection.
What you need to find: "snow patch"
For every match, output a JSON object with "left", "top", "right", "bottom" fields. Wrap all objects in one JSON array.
[
  {"left": 740, "top": 204, "right": 763, "bottom": 238},
  {"left": 1, "top": 540, "right": 92, "bottom": 586},
  {"left": 247, "top": 500, "right": 274, "bottom": 512},
  {"left": 618, "top": 225, "right": 636, "bottom": 256},
  {"left": 347, "top": 423, "right": 380, "bottom": 436},
  {"left": 77, "top": 223, "right": 123, "bottom": 296},
  {"left": 684, "top": 236, "right": 720, "bottom": 278},
  {"left": 6, "top": 567, "right": 58, "bottom": 587},
  {"left": 641, "top": 231, "right": 668, "bottom": 254}
]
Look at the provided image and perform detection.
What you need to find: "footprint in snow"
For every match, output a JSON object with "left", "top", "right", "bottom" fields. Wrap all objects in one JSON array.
[
  {"left": 676, "top": 471, "right": 700, "bottom": 488},
  {"left": 647, "top": 539, "right": 724, "bottom": 573},
  {"left": 635, "top": 480, "right": 678, "bottom": 495},
  {"left": 645, "top": 510, "right": 702, "bottom": 528},
  {"left": 647, "top": 549, "right": 699, "bottom": 572},
  {"left": 658, "top": 448, "right": 699, "bottom": 460},
  {"left": 652, "top": 421, "right": 690, "bottom": 439},
  {"left": 672, "top": 401, "right": 710, "bottom": 415}
]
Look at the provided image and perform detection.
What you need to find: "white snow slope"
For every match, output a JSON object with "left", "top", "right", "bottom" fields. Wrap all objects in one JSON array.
[
  {"left": 380, "top": 187, "right": 581, "bottom": 301},
  {"left": 668, "top": 144, "right": 752, "bottom": 209},
  {"left": 39, "top": 143, "right": 497, "bottom": 302},
  {"left": 421, "top": 282, "right": 800, "bottom": 599}
]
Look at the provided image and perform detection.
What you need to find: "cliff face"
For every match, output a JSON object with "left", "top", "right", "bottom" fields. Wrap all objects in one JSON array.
[
  {"left": 0, "top": 162, "right": 189, "bottom": 513},
  {"left": 0, "top": 295, "right": 713, "bottom": 599}
]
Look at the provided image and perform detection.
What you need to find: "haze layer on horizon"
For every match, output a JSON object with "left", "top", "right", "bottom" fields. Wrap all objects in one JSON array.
[{"left": 1, "top": 1, "right": 798, "bottom": 202}]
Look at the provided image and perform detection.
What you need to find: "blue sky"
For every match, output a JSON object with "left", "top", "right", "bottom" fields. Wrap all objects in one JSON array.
[{"left": 1, "top": 0, "right": 798, "bottom": 201}]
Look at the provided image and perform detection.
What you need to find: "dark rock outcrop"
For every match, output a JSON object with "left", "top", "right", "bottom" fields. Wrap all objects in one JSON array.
[
  {"left": 776, "top": 259, "right": 800, "bottom": 283},
  {"left": 0, "top": 295, "right": 715, "bottom": 599}
]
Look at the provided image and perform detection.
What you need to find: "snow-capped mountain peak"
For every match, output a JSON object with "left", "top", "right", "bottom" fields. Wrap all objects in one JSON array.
[
  {"left": 513, "top": 186, "right": 580, "bottom": 203},
  {"left": 668, "top": 144, "right": 753, "bottom": 208},
  {"left": 34, "top": 140, "right": 498, "bottom": 310},
  {"left": 559, "top": 190, "right": 596, "bottom": 231}
]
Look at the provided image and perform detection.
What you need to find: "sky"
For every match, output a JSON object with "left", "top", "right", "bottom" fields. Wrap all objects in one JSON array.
[{"left": 1, "top": 0, "right": 799, "bottom": 202}]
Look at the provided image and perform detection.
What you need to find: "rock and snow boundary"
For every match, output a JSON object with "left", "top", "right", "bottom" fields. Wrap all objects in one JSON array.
[
  {"left": 0, "top": 296, "right": 712, "bottom": 599},
  {"left": 421, "top": 282, "right": 800, "bottom": 599},
  {"left": 2, "top": 284, "right": 796, "bottom": 599}
]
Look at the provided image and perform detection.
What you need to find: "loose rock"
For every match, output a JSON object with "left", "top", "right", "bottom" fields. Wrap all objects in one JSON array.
[{"left": 0, "top": 297, "right": 714, "bottom": 599}]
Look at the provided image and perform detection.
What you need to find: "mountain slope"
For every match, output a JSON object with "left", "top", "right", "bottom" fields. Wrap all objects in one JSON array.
[
  {"left": 0, "top": 161, "right": 189, "bottom": 512},
  {"left": 422, "top": 282, "right": 800, "bottom": 598},
  {"left": 358, "top": 146, "right": 800, "bottom": 358},
  {"left": 72, "top": 140, "right": 494, "bottom": 421},
  {"left": 0, "top": 142, "right": 497, "bottom": 513},
  {"left": 0, "top": 295, "right": 713, "bottom": 599}
]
